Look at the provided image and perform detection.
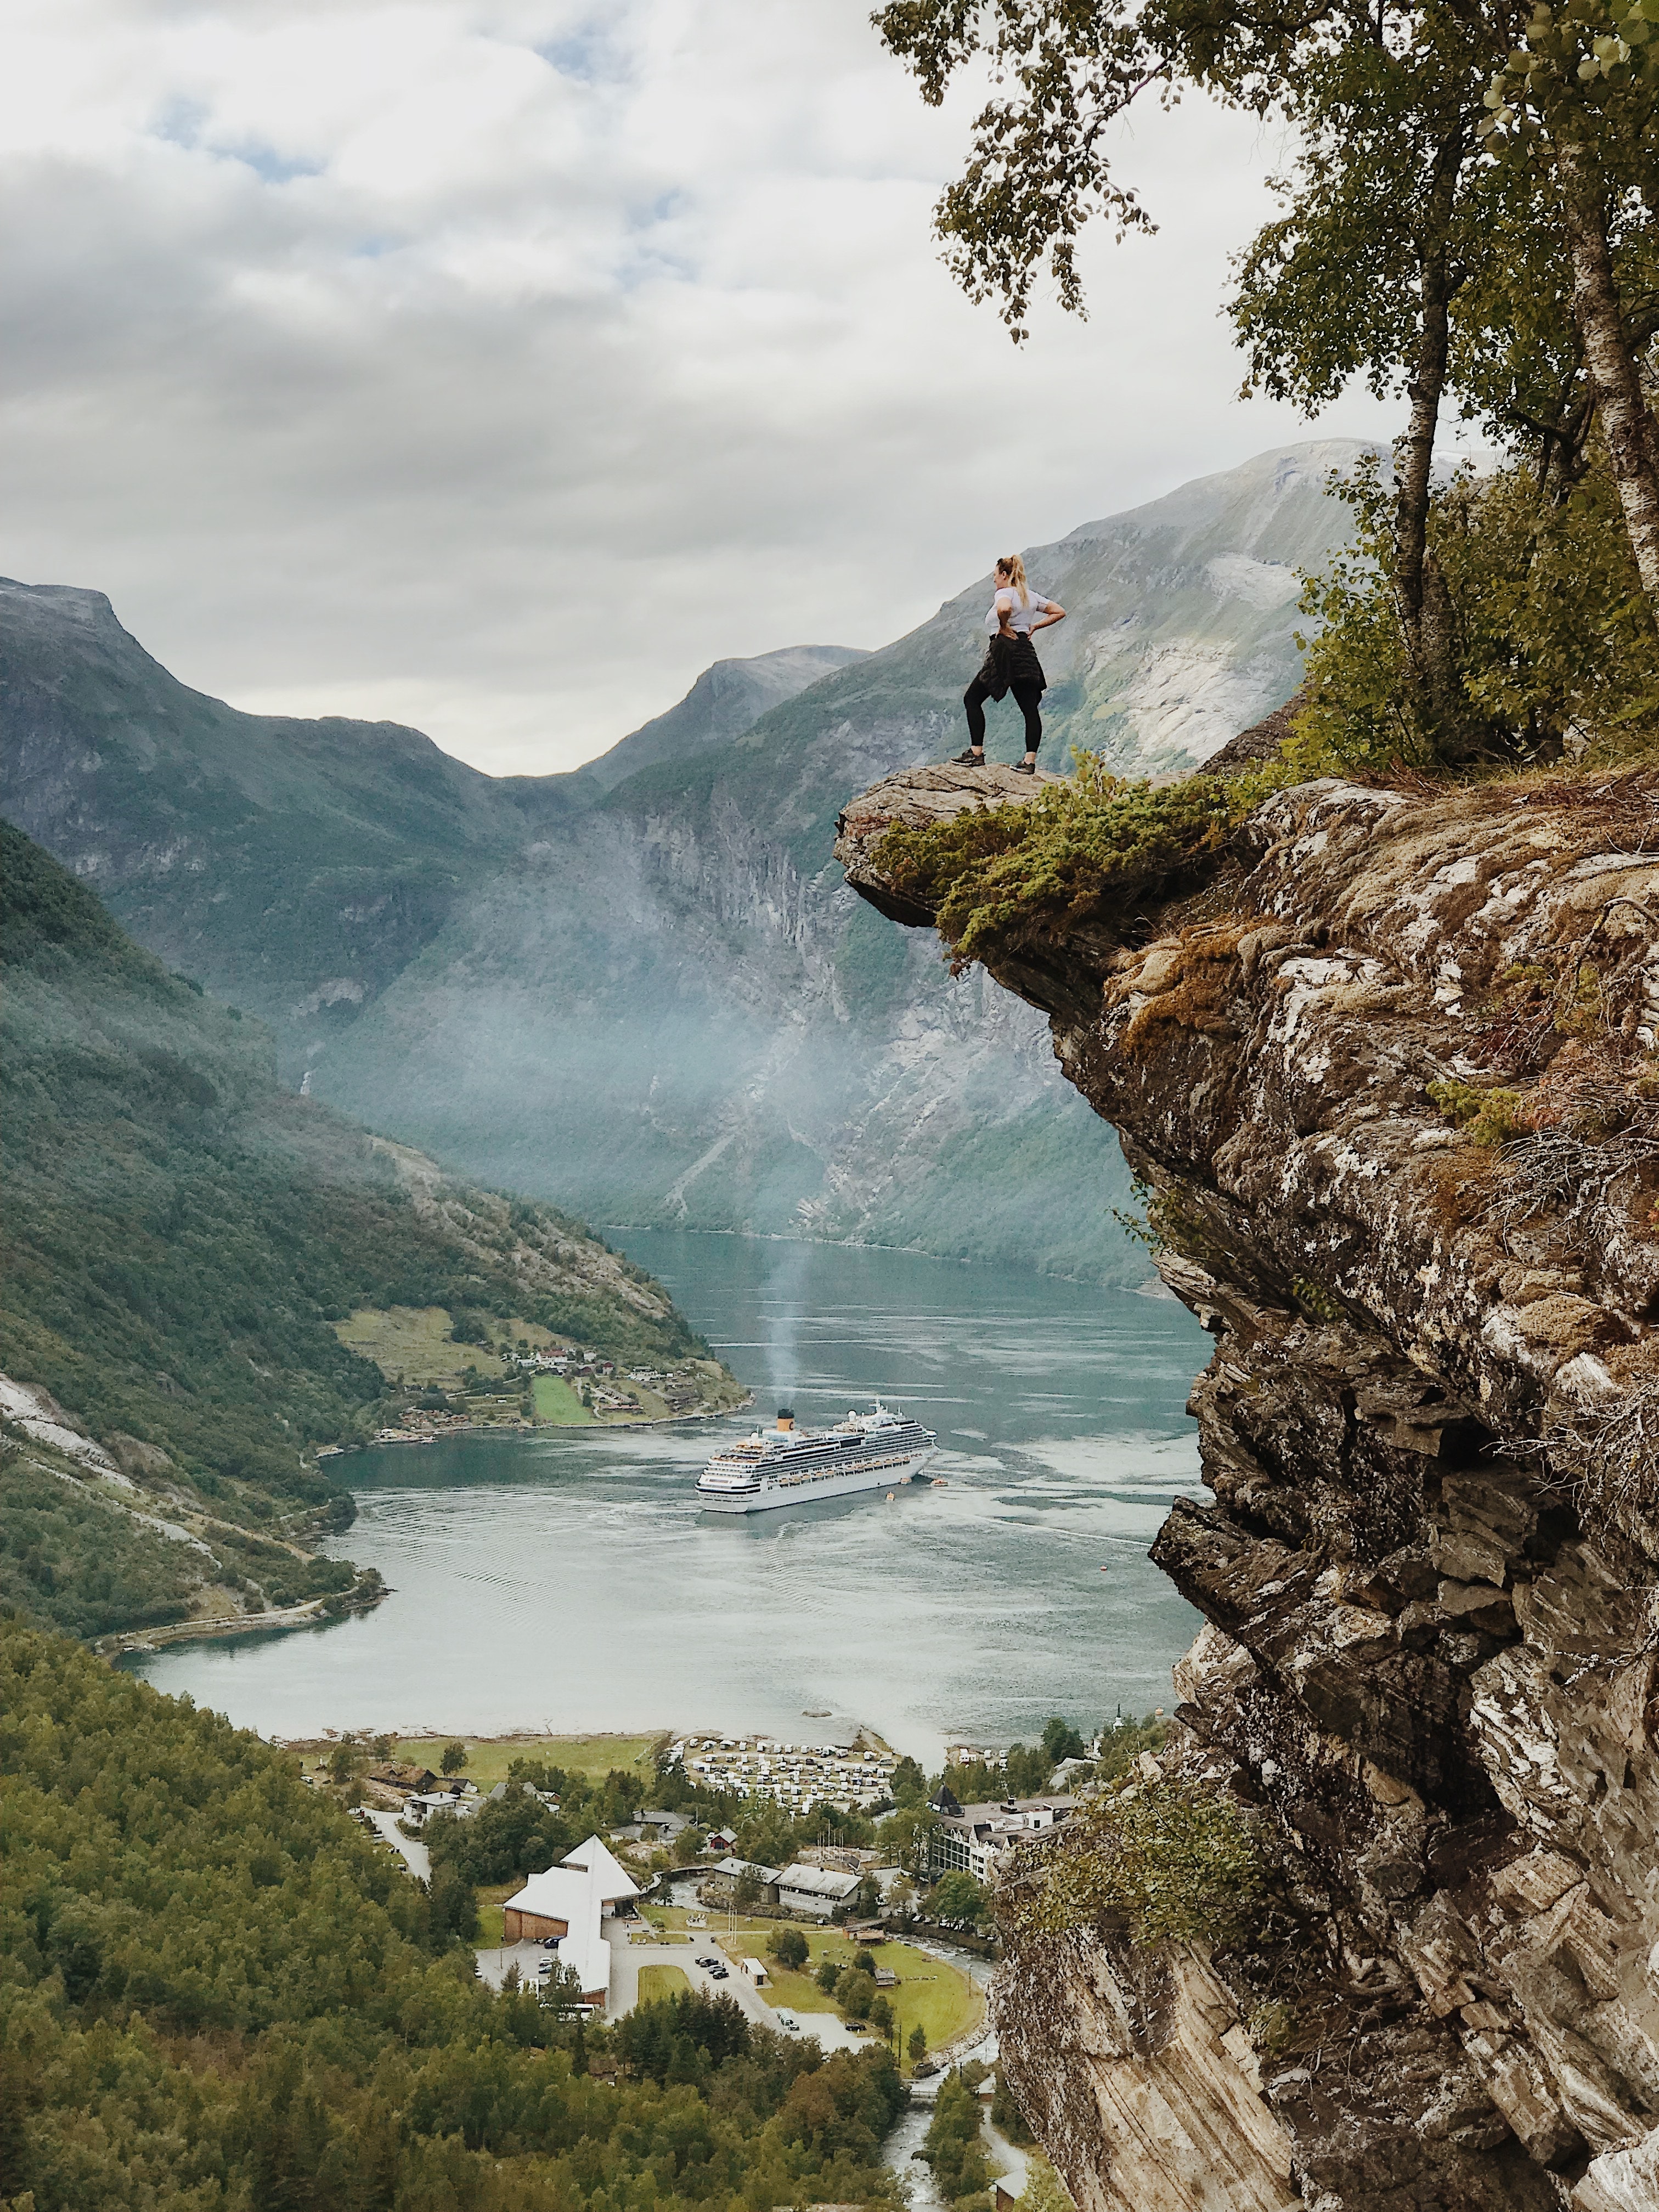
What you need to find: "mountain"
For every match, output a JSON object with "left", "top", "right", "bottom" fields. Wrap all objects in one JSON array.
[
  {"left": 0, "top": 584, "right": 854, "bottom": 1071},
  {"left": 0, "top": 822, "right": 738, "bottom": 1644},
  {"left": 1, "top": 441, "right": 1372, "bottom": 1279},
  {"left": 576, "top": 645, "right": 868, "bottom": 793}
]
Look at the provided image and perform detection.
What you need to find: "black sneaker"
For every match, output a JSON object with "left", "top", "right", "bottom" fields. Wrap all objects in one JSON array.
[
  {"left": 1012, "top": 760, "right": 1037, "bottom": 775},
  {"left": 951, "top": 748, "right": 985, "bottom": 766}
]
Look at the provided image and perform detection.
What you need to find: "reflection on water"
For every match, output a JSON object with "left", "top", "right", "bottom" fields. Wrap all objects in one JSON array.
[{"left": 129, "top": 1233, "right": 1211, "bottom": 1764}]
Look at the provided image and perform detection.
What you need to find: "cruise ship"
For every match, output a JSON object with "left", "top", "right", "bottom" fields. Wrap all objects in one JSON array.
[{"left": 696, "top": 1402, "right": 937, "bottom": 1514}]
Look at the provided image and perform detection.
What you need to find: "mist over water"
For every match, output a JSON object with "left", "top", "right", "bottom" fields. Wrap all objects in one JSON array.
[
  {"left": 761, "top": 1239, "right": 812, "bottom": 1406},
  {"left": 130, "top": 1234, "right": 1212, "bottom": 1765}
]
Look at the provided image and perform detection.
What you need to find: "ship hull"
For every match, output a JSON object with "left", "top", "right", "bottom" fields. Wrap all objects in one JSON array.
[{"left": 697, "top": 1446, "right": 935, "bottom": 1514}]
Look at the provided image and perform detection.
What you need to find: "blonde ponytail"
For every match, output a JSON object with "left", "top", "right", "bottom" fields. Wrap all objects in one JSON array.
[{"left": 998, "top": 553, "right": 1031, "bottom": 608}]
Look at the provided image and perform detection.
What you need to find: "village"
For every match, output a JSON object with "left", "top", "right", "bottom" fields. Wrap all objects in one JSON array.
[
  {"left": 672, "top": 1729, "right": 901, "bottom": 1810},
  {"left": 283, "top": 1734, "right": 1011, "bottom": 2095},
  {"left": 318, "top": 1304, "right": 752, "bottom": 1452}
]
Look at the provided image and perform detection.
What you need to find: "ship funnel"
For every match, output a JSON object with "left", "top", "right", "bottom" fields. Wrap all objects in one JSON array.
[{"left": 776, "top": 1407, "right": 795, "bottom": 1432}]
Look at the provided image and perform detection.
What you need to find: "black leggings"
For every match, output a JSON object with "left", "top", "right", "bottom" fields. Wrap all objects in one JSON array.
[{"left": 964, "top": 676, "right": 1043, "bottom": 752}]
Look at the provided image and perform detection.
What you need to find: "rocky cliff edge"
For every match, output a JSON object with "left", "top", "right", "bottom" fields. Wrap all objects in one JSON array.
[{"left": 836, "top": 762, "right": 1659, "bottom": 2212}]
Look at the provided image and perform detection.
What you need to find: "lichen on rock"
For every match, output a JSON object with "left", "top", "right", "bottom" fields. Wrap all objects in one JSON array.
[{"left": 836, "top": 760, "right": 1659, "bottom": 2212}]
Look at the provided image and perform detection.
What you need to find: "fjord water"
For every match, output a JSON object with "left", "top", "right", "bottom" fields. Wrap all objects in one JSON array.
[{"left": 131, "top": 1234, "right": 1211, "bottom": 1763}]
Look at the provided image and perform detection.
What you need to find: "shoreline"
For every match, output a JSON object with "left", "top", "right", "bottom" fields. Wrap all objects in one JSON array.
[
  {"left": 113, "top": 1398, "right": 762, "bottom": 1663},
  {"left": 332, "top": 1392, "right": 755, "bottom": 1459},
  {"left": 99, "top": 1570, "right": 387, "bottom": 1660}
]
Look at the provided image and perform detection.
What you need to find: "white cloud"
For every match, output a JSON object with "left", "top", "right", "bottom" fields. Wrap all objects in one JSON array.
[{"left": 0, "top": 0, "right": 1404, "bottom": 771}]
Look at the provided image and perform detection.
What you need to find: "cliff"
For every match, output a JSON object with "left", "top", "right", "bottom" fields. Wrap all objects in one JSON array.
[{"left": 836, "top": 763, "right": 1659, "bottom": 2211}]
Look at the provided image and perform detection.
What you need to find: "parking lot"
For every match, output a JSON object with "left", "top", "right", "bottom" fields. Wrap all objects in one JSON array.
[{"left": 475, "top": 1920, "right": 880, "bottom": 2048}]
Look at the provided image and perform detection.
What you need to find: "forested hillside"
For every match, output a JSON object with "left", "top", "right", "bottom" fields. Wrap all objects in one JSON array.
[
  {"left": 0, "top": 823, "right": 734, "bottom": 1642},
  {"left": 0, "top": 1620, "right": 907, "bottom": 2212}
]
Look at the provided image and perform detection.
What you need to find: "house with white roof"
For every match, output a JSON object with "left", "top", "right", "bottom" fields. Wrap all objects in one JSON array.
[
  {"left": 775, "top": 1863, "right": 861, "bottom": 1920},
  {"left": 703, "top": 1857, "right": 781, "bottom": 1904},
  {"left": 500, "top": 1836, "right": 640, "bottom": 2006}
]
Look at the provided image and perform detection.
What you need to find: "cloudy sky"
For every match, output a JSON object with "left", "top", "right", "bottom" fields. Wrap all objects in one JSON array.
[{"left": 3, "top": 1, "right": 1404, "bottom": 774}]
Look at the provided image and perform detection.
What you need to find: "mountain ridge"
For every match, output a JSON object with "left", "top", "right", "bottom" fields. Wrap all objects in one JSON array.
[{"left": 2, "top": 440, "right": 1374, "bottom": 1278}]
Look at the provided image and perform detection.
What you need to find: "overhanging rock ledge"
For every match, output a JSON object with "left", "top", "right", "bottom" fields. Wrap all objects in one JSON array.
[{"left": 836, "top": 763, "right": 1659, "bottom": 2212}]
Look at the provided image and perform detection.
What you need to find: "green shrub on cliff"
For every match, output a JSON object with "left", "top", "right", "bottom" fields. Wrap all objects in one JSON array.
[
  {"left": 872, "top": 757, "right": 1290, "bottom": 970},
  {"left": 1006, "top": 1781, "right": 1266, "bottom": 1950},
  {"left": 1426, "top": 1077, "right": 1527, "bottom": 1147}
]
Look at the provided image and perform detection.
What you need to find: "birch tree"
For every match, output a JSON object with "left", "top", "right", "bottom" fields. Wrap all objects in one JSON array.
[
  {"left": 1227, "top": 16, "right": 1492, "bottom": 728},
  {"left": 1482, "top": 2, "right": 1659, "bottom": 606},
  {"left": 876, "top": 0, "right": 1659, "bottom": 627}
]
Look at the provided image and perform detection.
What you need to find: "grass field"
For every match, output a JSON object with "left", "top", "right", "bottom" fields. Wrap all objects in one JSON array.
[
  {"left": 334, "top": 1305, "right": 507, "bottom": 1386},
  {"left": 719, "top": 1927, "right": 982, "bottom": 2070},
  {"left": 389, "top": 1732, "right": 663, "bottom": 1790},
  {"left": 638, "top": 1964, "right": 691, "bottom": 2002},
  {"left": 476, "top": 1880, "right": 517, "bottom": 1948},
  {"left": 644, "top": 1905, "right": 739, "bottom": 1935},
  {"left": 532, "top": 1375, "right": 593, "bottom": 1424}
]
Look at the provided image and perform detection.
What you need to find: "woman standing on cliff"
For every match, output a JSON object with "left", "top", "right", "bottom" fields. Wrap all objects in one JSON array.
[{"left": 953, "top": 555, "right": 1065, "bottom": 773}]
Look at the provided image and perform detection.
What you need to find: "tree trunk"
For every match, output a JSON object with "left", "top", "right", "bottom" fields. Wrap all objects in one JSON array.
[
  {"left": 1396, "top": 278, "right": 1450, "bottom": 669},
  {"left": 1555, "top": 134, "right": 1659, "bottom": 608},
  {"left": 1395, "top": 136, "right": 1462, "bottom": 718}
]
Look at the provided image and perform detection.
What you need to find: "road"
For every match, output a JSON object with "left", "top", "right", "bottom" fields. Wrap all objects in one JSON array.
[
  {"left": 468, "top": 1911, "right": 986, "bottom": 2090},
  {"left": 366, "top": 1807, "right": 430, "bottom": 1880},
  {"left": 606, "top": 1926, "right": 875, "bottom": 2048}
]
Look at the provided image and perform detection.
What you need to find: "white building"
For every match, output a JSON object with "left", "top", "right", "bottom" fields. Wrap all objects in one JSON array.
[
  {"left": 500, "top": 1836, "right": 640, "bottom": 2005},
  {"left": 775, "top": 1863, "right": 861, "bottom": 1920},
  {"left": 927, "top": 1794, "right": 1076, "bottom": 1883}
]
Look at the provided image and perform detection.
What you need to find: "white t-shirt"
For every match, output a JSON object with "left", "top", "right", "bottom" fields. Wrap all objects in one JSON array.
[{"left": 984, "top": 586, "right": 1053, "bottom": 636}]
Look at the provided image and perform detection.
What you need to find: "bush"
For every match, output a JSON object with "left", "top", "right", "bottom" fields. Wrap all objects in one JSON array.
[
  {"left": 1426, "top": 1077, "right": 1526, "bottom": 1148},
  {"left": 1008, "top": 1781, "right": 1265, "bottom": 1950}
]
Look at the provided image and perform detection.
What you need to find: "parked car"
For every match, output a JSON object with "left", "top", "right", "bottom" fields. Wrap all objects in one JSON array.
[
  {"left": 709, "top": 1966, "right": 729, "bottom": 1980},
  {"left": 774, "top": 2011, "right": 798, "bottom": 2033},
  {"left": 541, "top": 1936, "right": 560, "bottom": 1950},
  {"left": 695, "top": 1955, "right": 719, "bottom": 1968}
]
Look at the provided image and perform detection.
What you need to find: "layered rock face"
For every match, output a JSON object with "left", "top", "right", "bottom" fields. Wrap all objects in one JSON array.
[{"left": 837, "top": 766, "right": 1659, "bottom": 2211}]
